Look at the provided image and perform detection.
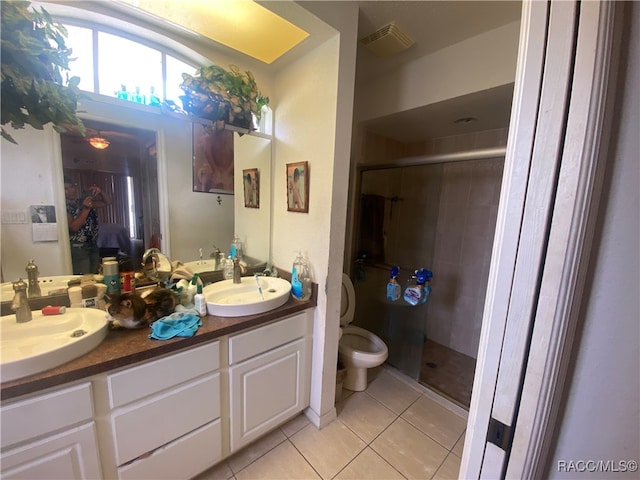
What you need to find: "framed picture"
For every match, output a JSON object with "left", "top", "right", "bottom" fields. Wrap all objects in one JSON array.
[
  {"left": 286, "top": 161, "right": 309, "bottom": 213},
  {"left": 243, "top": 168, "right": 260, "bottom": 208},
  {"left": 192, "top": 124, "right": 234, "bottom": 194}
]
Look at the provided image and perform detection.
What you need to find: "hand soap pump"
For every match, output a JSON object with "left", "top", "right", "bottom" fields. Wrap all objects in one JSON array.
[
  {"left": 194, "top": 283, "right": 207, "bottom": 316},
  {"left": 291, "top": 252, "right": 311, "bottom": 301},
  {"left": 386, "top": 266, "right": 401, "bottom": 302},
  {"left": 25, "top": 259, "right": 41, "bottom": 298},
  {"left": 230, "top": 234, "right": 243, "bottom": 260}
]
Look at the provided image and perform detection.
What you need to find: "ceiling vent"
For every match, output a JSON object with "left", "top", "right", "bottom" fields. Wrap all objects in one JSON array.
[{"left": 360, "top": 21, "right": 415, "bottom": 57}]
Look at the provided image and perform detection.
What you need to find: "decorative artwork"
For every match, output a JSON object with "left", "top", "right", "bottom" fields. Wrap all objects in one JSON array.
[
  {"left": 286, "top": 161, "right": 309, "bottom": 213},
  {"left": 243, "top": 168, "right": 259, "bottom": 208},
  {"left": 192, "top": 124, "right": 234, "bottom": 194}
]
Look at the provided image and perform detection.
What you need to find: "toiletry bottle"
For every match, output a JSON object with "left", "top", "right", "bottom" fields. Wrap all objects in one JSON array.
[
  {"left": 386, "top": 266, "right": 401, "bottom": 301},
  {"left": 291, "top": 252, "right": 311, "bottom": 301},
  {"left": 194, "top": 284, "right": 207, "bottom": 316},
  {"left": 102, "top": 258, "right": 120, "bottom": 294},
  {"left": 230, "top": 234, "right": 244, "bottom": 260},
  {"left": 187, "top": 273, "right": 200, "bottom": 303},
  {"left": 420, "top": 269, "right": 433, "bottom": 305},
  {"left": 25, "top": 259, "right": 41, "bottom": 298},
  {"left": 223, "top": 256, "right": 234, "bottom": 280}
]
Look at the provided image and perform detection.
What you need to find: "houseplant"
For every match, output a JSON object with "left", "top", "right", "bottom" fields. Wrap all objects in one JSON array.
[
  {"left": 179, "top": 64, "right": 269, "bottom": 132},
  {"left": 1, "top": 0, "right": 84, "bottom": 144}
]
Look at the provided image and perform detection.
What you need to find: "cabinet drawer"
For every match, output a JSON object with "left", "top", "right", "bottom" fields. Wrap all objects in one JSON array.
[
  {"left": 1, "top": 422, "right": 101, "bottom": 480},
  {"left": 229, "top": 312, "right": 312, "bottom": 364},
  {"left": 107, "top": 341, "right": 219, "bottom": 408},
  {"left": 117, "top": 419, "right": 221, "bottom": 480},
  {"left": 111, "top": 372, "right": 220, "bottom": 466},
  {"left": 1, "top": 382, "right": 93, "bottom": 448}
]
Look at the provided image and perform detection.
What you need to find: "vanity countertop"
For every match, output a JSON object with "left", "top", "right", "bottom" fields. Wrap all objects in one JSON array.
[{"left": 1, "top": 294, "right": 316, "bottom": 402}]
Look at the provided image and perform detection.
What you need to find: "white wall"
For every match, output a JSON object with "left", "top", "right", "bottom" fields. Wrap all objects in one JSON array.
[
  {"left": 546, "top": 3, "right": 639, "bottom": 476},
  {"left": 354, "top": 21, "right": 520, "bottom": 123}
]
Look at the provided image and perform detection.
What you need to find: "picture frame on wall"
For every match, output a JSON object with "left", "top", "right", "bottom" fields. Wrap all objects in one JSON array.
[
  {"left": 286, "top": 161, "right": 309, "bottom": 213},
  {"left": 192, "top": 124, "right": 234, "bottom": 194},
  {"left": 243, "top": 168, "right": 259, "bottom": 208}
]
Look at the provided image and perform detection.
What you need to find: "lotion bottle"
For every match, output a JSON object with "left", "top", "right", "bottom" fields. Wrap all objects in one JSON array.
[{"left": 194, "top": 284, "right": 207, "bottom": 316}]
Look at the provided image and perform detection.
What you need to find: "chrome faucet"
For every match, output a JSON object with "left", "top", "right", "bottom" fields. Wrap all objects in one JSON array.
[{"left": 12, "top": 279, "right": 32, "bottom": 323}]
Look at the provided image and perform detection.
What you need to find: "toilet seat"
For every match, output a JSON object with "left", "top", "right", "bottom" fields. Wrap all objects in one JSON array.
[
  {"left": 340, "top": 273, "right": 356, "bottom": 326},
  {"left": 339, "top": 325, "right": 388, "bottom": 363}
]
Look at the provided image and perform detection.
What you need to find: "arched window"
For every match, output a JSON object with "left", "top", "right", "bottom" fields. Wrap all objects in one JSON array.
[{"left": 62, "top": 23, "right": 196, "bottom": 109}]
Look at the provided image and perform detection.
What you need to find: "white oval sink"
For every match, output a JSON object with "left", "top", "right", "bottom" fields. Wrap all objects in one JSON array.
[
  {"left": 183, "top": 259, "right": 218, "bottom": 274},
  {"left": 203, "top": 277, "right": 291, "bottom": 317},
  {"left": 1, "top": 308, "right": 109, "bottom": 382},
  {"left": 1, "top": 275, "right": 83, "bottom": 301}
]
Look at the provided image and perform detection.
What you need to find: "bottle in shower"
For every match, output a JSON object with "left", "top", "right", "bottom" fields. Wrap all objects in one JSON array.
[{"left": 386, "top": 265, "right": 401, "bottom": 301}]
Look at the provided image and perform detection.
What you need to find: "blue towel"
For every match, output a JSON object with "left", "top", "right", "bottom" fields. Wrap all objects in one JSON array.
[{"left": 148, "top": 312, "right": 202, "bottom": 340}]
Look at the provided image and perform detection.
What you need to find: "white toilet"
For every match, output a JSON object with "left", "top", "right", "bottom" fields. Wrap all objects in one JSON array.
[{"left": 338, "top": 273, "right": 389, "bottom": 391}]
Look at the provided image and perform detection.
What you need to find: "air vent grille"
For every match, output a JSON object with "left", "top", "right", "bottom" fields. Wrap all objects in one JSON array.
[{"left": 360, "top": 21, "right": 415, "bottom": 57}]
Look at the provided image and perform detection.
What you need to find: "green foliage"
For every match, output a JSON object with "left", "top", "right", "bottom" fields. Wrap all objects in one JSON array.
[
  {"left": 180, "top": 64, "right": 269, "bottom": 131},
  {"left": 1, "top": 0, "right": 84, "bottom": 143}
]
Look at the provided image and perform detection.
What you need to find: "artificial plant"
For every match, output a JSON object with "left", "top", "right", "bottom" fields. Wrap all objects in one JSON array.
[
  {"left": 1, "top": 0, "right": 84, "bottom": 144},
  {"left": 179, "top": 64, "right": 269, "bottom": 131}
]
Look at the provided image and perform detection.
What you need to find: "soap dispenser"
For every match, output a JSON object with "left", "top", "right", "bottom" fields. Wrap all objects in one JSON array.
[
  {"left": 291, "top": 252, "right": 311, "bottom": 301},
  {"left": 230, "top": 234, "right": 243, "bottom": 260}
]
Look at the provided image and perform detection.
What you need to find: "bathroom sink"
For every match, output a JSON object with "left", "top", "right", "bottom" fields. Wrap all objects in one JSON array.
[
  {"left": 1, "top": 307, "right": 109, "bottom": 383},
  {"left": 0, "top": 275, "right": 82, "bottom": 301},
  {"left": 203, "top": 277, "right": 291, "bottom": 317},
  {"left": 183, "top": 259, "right": 218, "bottom": 274}
]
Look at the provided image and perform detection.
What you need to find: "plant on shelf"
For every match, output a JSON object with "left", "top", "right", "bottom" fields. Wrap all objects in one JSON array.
[
  {"left": 179, "top": 64, "right": 269, "bottom": 132},
  {"left": 1, "top": 0, "right": 84, "bottom": 144}
]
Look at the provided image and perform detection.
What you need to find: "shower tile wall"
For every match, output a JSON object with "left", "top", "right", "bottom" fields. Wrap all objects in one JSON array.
[{"left": 427, "top": 158, "right": 503, "bottom": 358}]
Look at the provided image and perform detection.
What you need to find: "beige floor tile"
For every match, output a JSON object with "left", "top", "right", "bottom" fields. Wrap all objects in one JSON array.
[
  {"left": 334, "top": 447, "right": 405, "bottom": 480},
  {"left": 371, "top": 417, "right": 448, "bottom": 479},
  {"left": 235, "top": 441, "right": 320, "bottom": 480},
  {"left": 227, "top": 428, "right": 287, "bottom": 473},
  {"left": 401, "top": 395, "right": 467, "bottom": 450},
  {"left": 365, "top": 370, "right": 422, "bottom": 415},
  {"left": 451, "top": 431, "right": 465, "bottom": 458},
  {"left": 192, "top": 460, "right": 234, "bottom": 480},
  {"left": 432, "top": 453, "right": 461, "bottom": 480},
  {"left": 337, "top": 391, "right": 397, "bottom": 443},
  {"left": 290, "top": 420, "right": 366, "bottom": 479},
  {"left": 280, "top": 413, "right": 311, "bottom": 438}
]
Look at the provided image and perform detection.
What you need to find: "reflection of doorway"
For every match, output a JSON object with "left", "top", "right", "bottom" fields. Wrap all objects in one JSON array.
[{"left": 60, "top": 120, "right": 158, "bottom": 268}]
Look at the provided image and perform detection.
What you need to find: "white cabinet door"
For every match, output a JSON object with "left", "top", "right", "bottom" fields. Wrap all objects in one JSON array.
[
  {"left": 229, "top": 338, "right": 311, "bottom": 451},
  {"left": 1, "top": 423, "right": 102, "bottom": 480}
]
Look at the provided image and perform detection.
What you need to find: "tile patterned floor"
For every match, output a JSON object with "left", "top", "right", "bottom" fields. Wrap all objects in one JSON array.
[{"left": 195, "top": 367, "right": 468, "bottom": 480}]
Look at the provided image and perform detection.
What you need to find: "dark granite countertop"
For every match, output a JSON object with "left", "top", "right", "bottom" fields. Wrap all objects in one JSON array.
[{"left": 1, "top": 294, "right": 316, "bottom": 402}]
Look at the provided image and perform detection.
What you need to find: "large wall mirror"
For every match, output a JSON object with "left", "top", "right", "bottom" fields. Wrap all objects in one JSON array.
[{"left": 0, "top": 97, "right": 271, "bottom": 286}]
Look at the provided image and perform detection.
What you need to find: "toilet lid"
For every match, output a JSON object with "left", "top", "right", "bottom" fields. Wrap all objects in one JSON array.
[{"left": 340, "top": 273, "right": 356, "bottom": 326}]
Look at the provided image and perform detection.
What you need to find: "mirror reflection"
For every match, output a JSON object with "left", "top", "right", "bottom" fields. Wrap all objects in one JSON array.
[{"left": 60, "top": 119, "right": 158, "bottom": 272}]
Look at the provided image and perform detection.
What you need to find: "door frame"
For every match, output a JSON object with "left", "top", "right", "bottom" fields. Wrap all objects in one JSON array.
[{"left": 460, "top": 0, "right": 622, "bottom": 477}]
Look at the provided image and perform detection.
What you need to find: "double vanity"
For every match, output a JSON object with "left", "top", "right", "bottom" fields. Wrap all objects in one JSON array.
[{"left": 0, "top": 282, "right": 316, "bottom": 479}]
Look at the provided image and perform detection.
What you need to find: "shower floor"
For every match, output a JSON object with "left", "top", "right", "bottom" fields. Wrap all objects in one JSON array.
[{"left": 420, "top": 339, "right": 477, "bottom": 409}]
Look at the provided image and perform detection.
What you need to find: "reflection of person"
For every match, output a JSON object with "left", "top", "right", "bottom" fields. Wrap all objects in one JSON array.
[
  {"left": 288, "top": 167, "right": 303, "bottom": 209},
  {"left": 64, "top": 175, "right": 111, "bottom": 274},
  {"left": 244, "top": 171, "right": 257, "bottom": 206}
]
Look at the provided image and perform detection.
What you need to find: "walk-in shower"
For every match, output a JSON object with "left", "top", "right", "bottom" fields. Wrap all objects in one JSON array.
[{"left": 351, "top": 147, "right": 505, "bottom": 408}]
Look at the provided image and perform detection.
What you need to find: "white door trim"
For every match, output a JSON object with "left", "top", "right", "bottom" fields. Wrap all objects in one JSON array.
[
  {"left": 461, "top": 0, "right": 622, "bottom": 477},
  {"left": 507, "top": 1, "right": 622, "bottom": 477}
]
